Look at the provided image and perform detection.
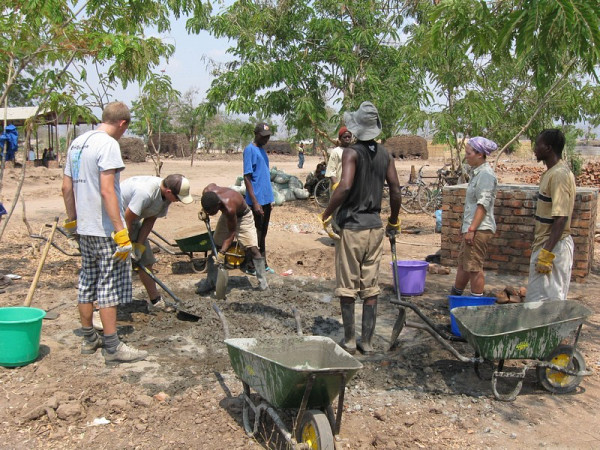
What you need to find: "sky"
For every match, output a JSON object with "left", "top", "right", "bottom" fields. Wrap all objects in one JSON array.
[{"left": 116, "top": 19, "right": 232, "bottom": 108}]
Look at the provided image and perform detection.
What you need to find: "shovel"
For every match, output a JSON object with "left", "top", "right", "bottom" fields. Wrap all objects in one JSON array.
[
  {"left": 203, "top": 218, "right": 228, "bottom": 300},
  {"left": 132, "top": 259, "right": 201, "bottom": 320},
  {"left": 388, "top": 233, "right": 406, "bottom": 351},
  {"left": 24, "top": 216, "right": 60, "bottom": 319}
]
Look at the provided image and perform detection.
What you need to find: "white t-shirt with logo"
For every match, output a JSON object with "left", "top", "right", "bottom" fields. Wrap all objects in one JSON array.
[
  {"left": 120, "top": 176, "right": 170, "bottom": 226},
  {"left": 63, "top": 130, "right": 125, "bottom": 237}
]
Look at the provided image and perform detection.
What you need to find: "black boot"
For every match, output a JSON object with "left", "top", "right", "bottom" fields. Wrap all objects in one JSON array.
[
  {"left": 339, "top": 302, "right": 356, "bottom": 354},
  {"left": 357, "top": 303, "right": 377, "bottom": 355}
]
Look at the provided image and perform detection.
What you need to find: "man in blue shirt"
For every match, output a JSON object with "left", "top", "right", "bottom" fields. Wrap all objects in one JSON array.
[{"left": 243, "top": 122, "right": 275, "bottom": 274}]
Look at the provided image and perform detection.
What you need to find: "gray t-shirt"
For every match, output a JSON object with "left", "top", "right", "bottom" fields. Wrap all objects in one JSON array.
[
  {"left": 63, "top": 130, "right": 125, "bottom": 237},
  {"left": 120, "top": 176, "right": 170, "bottom": 225}
]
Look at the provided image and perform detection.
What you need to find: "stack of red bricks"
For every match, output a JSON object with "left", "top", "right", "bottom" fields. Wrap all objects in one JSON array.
[{"left": 440, "top": 184, "right": 598, "bottom": 280}]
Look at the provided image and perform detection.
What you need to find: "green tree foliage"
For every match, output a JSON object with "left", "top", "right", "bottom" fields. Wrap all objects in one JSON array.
[
  {"left": 421, "top": 0, "right": 600, "bottom": 165},
  {"left": 187, "top": 0, "right": 424, "bottom": 142}
]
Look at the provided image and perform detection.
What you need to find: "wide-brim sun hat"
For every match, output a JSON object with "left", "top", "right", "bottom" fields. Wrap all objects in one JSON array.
[{"left": 343, "top": 101, "right": 382, "bottom": 141}]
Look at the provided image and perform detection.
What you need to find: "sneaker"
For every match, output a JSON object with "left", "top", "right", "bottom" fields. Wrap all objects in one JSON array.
[
  {"left": 92, "top": 310, "right": 104, "bottom": 331},
  {"left": 102, "top": 342, "right": 148, "bottom": 363},
  {"left": 148, "top": 298, "right": 175, "bottom": 313},
  {"left": 265, "top": 266, "right": 275, "bottom": 274},
  {"left": 242, "top": 267, "right": 256, "bottom": 276},
  {"left": 81, "top": 334, "right": 103, "bottom": 354}
]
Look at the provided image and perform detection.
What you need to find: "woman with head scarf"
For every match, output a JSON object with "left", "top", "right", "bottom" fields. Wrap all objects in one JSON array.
[{"left": 450, "top": 136, "right": 498, "bottom": 297}]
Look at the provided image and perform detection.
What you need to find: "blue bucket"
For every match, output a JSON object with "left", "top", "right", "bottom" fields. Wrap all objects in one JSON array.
[
  {"left": 448, "top": 296, "right": 496, "bottom": 337},
  {"left": 391, "top": 261, "right": 429, "bottom": 296}
]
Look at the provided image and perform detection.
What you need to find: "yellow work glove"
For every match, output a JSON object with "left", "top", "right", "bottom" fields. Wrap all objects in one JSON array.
[
  {"left": 63, "top": 219, "right": 77, "bottom": 239},
  {"left": 317, "top": 213, "right": 340, "bottom": 240},
  {"left": 386, "top": 218, "right": 401, "bottom": 238},
  {"left": 111, "top": 228, "right": 132, "bottom": 262},
  {"left": 131, "top": 242, "right": 146, "bottom": 261},
  {"left": 535, "top": 248, "right": 555, "bottom": 274},
  {"left": 331, "top": 182, "right": 339, "bottom": 191},
  {"left": 198, "top": 210, "right": 209, "bottom": 222},
  {"left": 215, "top": 252, "right": 226, "bottom": 265}
]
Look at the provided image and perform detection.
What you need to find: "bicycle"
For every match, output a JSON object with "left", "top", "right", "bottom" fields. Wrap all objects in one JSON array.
[
  {"left": 417, "top": 164, "right": 460, "bottom": 214},
  {"left": 314, "top": 178, "right": 331, "bottom": 208},
  {"left": 400, "top": 165, "right": 430, "bottom": 214}
]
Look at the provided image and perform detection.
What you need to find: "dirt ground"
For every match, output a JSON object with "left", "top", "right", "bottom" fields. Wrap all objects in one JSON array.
[{"left": 0, "top": 153, "right": 599, "bottom": 449}]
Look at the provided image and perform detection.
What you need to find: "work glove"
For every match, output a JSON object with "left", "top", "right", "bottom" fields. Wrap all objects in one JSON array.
[
  {"left": 317, "top": 213, "right": 340, "bottom": 240},
  {"left": 111, "top": 228, "right": 133, "bottom": 262},
  {"left": 198, "top": 210, "right": 209, "bottom": 222},
  {"left": 331, "top": 182, "right": 339, "bottom": 191},
  {"left": 63, "top": 219, "right": 77, "bottom": 239},
  {"left": 386, "top": 218, "right": 401, "bottom": 238},
  {"left": 215, "top": 252, "right": 226, "bottom": 266},
  {"left": 131, "top": 242, "right": 146, "bottom": 261},
  {"left": 535, "top": 248, "right": 555, "bottom": 274}
]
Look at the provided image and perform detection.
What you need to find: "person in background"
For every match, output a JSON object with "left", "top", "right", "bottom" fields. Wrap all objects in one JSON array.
[
  {"left": 526, "top": 129, "right": 576, "bottom": 302},
  {"left": 319, "top": 102, "right": 402, "bottom": 355},
  {"left": 197, "top": 184, "right": 269, "bottom": 292},
  {"left": 62, "top": 101, "right": 147, "bottom": 364},
  {"left": 298, "top": 143, "right": 305, "bottom": 168},
  {"left": 325, "top": 126, "right": 353, "bottom": 190},
  {"left": 243, "top": 122, "right": 275, "bottom": 275},
  {"left": 450, "top": 137, "right": 498, "bottom": 297},
  {"left": 121, "top": 174, "right": 193, "bottom": 311}
]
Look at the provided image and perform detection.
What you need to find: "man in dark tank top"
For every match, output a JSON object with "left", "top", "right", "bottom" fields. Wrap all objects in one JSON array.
[{"left": 319, "top": 102, "right": 402, "bottom": 355}]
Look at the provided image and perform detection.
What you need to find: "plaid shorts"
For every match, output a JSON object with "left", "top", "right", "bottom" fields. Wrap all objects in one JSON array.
[{"left": 78, "top": 235, "right": 132, "bottom": 308}]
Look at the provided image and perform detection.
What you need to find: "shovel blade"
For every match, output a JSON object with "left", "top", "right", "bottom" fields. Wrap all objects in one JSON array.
[{"left": 215, "top": 266, "right": 228, "bottom": 300}]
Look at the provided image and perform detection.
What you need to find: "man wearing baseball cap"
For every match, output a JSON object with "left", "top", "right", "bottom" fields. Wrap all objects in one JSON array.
[
  {"left": 118, "top": 174, "right": 193, "bottom": 314},
  {"left": 242, "top": 122, "right": 275, "bottom": 275}
]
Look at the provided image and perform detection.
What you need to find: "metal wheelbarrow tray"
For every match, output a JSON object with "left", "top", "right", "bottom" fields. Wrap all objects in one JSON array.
[
  {"left": 214, "top": 303, "right": 362, "bottom": 449},
  {"left": 452, "top": 300, "right": 593, "bottom": 401},
  {"left": 225, "top": 336, "right": 362, "bottom": 409}
]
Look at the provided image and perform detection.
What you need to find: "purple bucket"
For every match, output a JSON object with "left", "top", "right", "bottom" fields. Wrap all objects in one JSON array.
[{"left": 390, "top": 260, "right": 429, "bottom": 296}]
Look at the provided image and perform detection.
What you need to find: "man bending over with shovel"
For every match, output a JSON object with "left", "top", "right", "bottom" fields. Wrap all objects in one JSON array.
[
  {"left": 197, "top": 184, "right": 269, "bottom": 293},
  {"left": 319, "top": 102, "right": 402, "bottom": 355},
  {"left": 121, "top": 174, "right": 194, "bottom": 312}
]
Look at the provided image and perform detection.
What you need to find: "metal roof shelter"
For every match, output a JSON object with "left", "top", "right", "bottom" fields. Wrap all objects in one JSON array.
[{"left": 2, "top": 106, "right": 99, "bottom": 159}]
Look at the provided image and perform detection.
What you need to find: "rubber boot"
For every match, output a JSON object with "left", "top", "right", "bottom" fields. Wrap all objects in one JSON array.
[
  {"left": 339, "top": 302, "right": 356, "bottom": 354},
  {"left": 253, "top": 257, "right": 269, "bottom": 291},
  {"left": 195, "top": 257, "right": 217, "bottom": 294},
  {"left": 357, "top": 303, "right": 377, "bottom": 355}
]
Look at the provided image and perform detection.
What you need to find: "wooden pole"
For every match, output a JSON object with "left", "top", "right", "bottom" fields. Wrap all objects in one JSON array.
[{"left": 24, "top": 217, "right": 59, "bottom": 307}]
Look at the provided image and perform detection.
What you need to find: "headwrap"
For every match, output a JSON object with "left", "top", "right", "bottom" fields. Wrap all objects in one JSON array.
[
  {"left": 468, "top": 136, "right": 498, "bottom": 156},
  {"left": 338, "top": 126, "right": 349, "bottom": 139}
]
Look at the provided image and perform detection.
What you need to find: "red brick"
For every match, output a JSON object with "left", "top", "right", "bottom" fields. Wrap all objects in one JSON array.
[
  {"left": 503, "top": 199, "right": 523, "bottom": 208},
  {"left": 490, "top": 254, "right": 509, "bottom": 262}
]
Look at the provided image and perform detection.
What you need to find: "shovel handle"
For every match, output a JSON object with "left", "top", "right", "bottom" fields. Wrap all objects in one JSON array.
[{"left": 25, "top": 217, "right": 59, "bottom": 307}]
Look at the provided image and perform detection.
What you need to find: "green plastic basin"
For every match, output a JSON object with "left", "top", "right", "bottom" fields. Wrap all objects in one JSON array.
[{"left": 0, "top": 307, "right": 46, "bottom": 367}]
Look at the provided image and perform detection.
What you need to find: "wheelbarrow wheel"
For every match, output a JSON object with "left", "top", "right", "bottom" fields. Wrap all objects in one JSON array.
[
  {"left": 296, "top": 409, "right": 335, "bottom": 450},
  {"left": 537, "top": 345, "right": 586, "bottom": 394}
]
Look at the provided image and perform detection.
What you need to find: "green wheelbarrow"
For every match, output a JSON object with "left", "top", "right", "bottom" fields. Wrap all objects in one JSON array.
[
  {"left": 148, "top": 230, "right": 212, "bottom": 273},
  {"left": 452, "top": 300, "right": 593, "bottom": 401},
  {"left": 213, "top": 305, "right": 362, "bottom": 449}
]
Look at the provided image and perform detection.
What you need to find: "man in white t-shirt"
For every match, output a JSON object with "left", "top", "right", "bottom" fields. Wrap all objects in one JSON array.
[
  {"left": 121, "top": 174, "right": 193, "bottom": 311},
  {"left": 62, "top": 101, "right": 147, "bottom": 364}
]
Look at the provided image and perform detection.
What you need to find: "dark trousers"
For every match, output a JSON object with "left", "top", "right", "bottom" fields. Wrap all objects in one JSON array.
[{"left": 246, "top": 203, "right": 272, "bottom": 270}]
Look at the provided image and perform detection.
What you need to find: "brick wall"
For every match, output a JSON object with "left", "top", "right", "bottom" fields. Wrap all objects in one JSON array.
[{"left": 440, "top": 184, "right": 598, "bottom": 280}]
